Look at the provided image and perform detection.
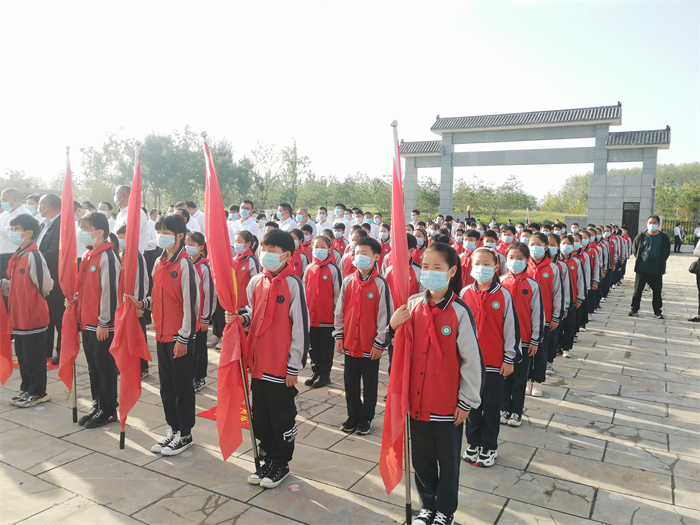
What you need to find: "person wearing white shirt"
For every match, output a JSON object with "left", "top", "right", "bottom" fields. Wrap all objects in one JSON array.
[
  {"left": 97, "top": 201, "right": 116, "bottom": 233},
  {"left": 277, "top": 203, "right": 298, "bottom": 232},
  {"left": 186, "top": 201, "right": 206, "bottom": 235},
  {"left": 26, "top": 194, "right": 44, "bottom": 225},
  {"left": 363, "top": 212, "right": 380, "bottom": 239},
  {"left": 175, "top": 208, "right": 202, "bottom": 234},
  {"left": 410, "top": 209, "right": 421, "bottom": 229},
  {"left": 316, "top": 207, "right": 334, "bottom": 233},
  {"left": 114, "top": 185, "right": 150, "bottom": 253},
  {"left": 694, "top": 222, "right": 700, "bottom": 248},
  {"left": 295, "top": 208, "right": 317, "bottom": 237},
  {"left": 0, "top": 188, "right": 31, "bottom": 276},
  {"left": 332, "top": 204, "right": 352, "bottom": 240},
  {"left": 229, "top": 200, "right": 259, "bottom": 240},
  {"left": 673, "top": 223, "right": 683, "bottom": 253}
]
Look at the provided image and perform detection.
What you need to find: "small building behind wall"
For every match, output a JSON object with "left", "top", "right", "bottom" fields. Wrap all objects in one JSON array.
[{"left": 399, "top": 103, "right": 670, "bottom": 236}]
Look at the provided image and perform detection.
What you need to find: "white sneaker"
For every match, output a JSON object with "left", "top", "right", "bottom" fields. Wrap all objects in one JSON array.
[
  {"left": 531, "top": 383, "right": 543, "bottom": 397},
  {"left": 412, "top": 509, "right": 434, "bottom": 525},
  {"left": 215, "top": 340, "right": 222, "bottom": 349},
  {"left": 151, "top": 430, "right": 176, "bottom": 453},
  {"left": 475, "top": 449, "right": 498, "bottom": 467},
  {"left": 462, "top": 445, "right": 480, "bottom": 463},
  {"left": 500, "top": 411, "right": 510, "bottom": 424},
  {"left": 580, "top": 326, "right": 587, "bottom": 332},
  {"left": 562, "top": 350, "right": 571, "bottom": 358},
  {"left": 525, "top": 382, "right": 532, "bottom": 396},
  {"left": 206, "top": 335, "right": 220, "bottom": 348},
  {"left": 545, "top": 363, "right": 554, "bottom": 375}
]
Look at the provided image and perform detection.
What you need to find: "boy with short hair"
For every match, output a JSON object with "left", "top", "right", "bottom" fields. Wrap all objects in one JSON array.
[
  {"left": 227, "top": 229, "right": 309, "bottom": 489},
  {"left": 334, "top": 237, "right": 392, "bottom": 435}
]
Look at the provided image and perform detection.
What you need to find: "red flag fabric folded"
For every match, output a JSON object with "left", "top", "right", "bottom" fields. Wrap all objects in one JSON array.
[
  {"left": 380, "top": 124, "right": 414, "bottom": 495},
  {"left": 0, "top": 298, "right": 12, "bottom": 384},
  {"left": 204, "top": 138, "right": 247, "bottom": 460},
  {"left": 109, "top": 149, "right": 151, "bottom": 430},
  {"left": 57, "top": 149, "right": 80, "bottom": 391}
]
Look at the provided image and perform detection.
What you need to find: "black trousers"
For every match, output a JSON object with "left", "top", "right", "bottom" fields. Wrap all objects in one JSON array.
[
  {"left": 621, "top": 260, "right": 628, "bottom": 279},
  {"left": 82, "top": 330, "right": 118, "bottom": 412},
  {"left": 466, "top": 371, "right": 504, "bottom": 451},
  {"left": 194, "top": 328, "right": 208, "bottom": 381},
  {"left": 631, "top": 271, "right": 664, "bottom": 315},
  {"left": 344, "top": 354, "right": 380, "bottom": 420},
  {"left": 309, "top": 326, "right": 334, "bottom": 376},
  {"left": 211, "top": 300, "right": 226, "bottom": 338},
  {"left": 15, "top": 330, "right": 48, "bottom": 395},
  {"left": 410, "top": 417, "right": 463, "bottom": 515},
  {"left": 588, "top": 288, "right": 597, "bottom": 314},
  {"left": 502, "top": 344, "right": 530, "bottom": 416},
  {"left": 696, "top": 272, "right": 700, "bottom": 316},
  {"left": 600, "top": 271, "right": 611, "bottom": 299},
  {"left": 529, "top": 326, "right": 548, "bottom": 383},
  {"left": 576, "top": 298, "right": 588, "bottom": 331},
  {"left": 559, "top": 309, "right": 576, "bottom": 352},
  {"left": 157, "top": 339, "right": 196, "bottom": 436},
  {"left": 138, "top": 317, "right": 149, "bottom": 372},
  {"left": 45, "top": 288, "right": 65, "bottom": 358},
  {"left": 251, "top": 378, "right": 297, "bottom": 464},
  {"left": 143, "top": 248, "right": 161, "bottom": 324},
  {"left": 547, "top": 323, "right": 561, "bottom": 363},
  {"left": 674, "top": 235, "right": 682, "bottom": 252}
]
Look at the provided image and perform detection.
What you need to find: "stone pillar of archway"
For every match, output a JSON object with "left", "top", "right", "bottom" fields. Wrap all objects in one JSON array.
[
  {"left": 439, "top": 133, "right": 454, "bottom": 215},
  {"left": 404, "top": 158, "right": 418, "bottom": 222}
]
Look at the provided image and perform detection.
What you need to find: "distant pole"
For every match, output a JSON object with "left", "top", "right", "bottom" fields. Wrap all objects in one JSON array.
[{"left": 467, "top": 205, "right": 472, "bottom": 221}]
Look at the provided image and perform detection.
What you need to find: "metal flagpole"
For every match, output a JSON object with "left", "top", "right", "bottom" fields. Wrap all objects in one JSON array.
[
  {"left": 72, "top": 362, "right": 77, "bottom": 423},
  {"left": 404, "top": 415, "right": 412, "bottom": 524},
  {"left": 239, "top": 359, "right": 260, "bottom": 470}
]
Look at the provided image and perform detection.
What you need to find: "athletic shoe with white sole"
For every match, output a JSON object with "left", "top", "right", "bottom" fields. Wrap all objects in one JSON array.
[
  {"left": 259, "top": 460, "right": 290, "bottom": 489},
  {"left": 247, "top": 460, "right": 273, "bottom": 485},
  {"left": 500, "top": 411, "right": 510, "bottom": 425},
  {"left": 562, "top": 350, "right": 571, "bottom": 358},
  {"left": 412, "top": 509, "right": 434, "bottom": 525},
  {"left": 525, "top": 382, "right": 532, "bottom": 396},
  {"left": 475, "top": 448, "right": 498, "bottom": 467},
  {"left": 151, "top": 430, "right": 176, "bottom": 453},
  {"left": 531, "top": 383, "right": 543, "bottom": 397},
  {"left": 161, "top": 433, "right": 193, "bottom": 456},
  {"left": 432, "top": 511, "right": 455, "bottom": 525},
  {"left": 545, "top": 362, "right": 554, "bottom": 375},
  {"left": 508, "top": 413, "right": 522, "bottom": 427},
  {"left": 462, "top": 445, "right": 480, "bottom": 463},
  {"left": 10, "top": 391, "right": 27, "bottom": 406},
  {"left": 16, "top": 393, "right": 50, "bottom": 408}
]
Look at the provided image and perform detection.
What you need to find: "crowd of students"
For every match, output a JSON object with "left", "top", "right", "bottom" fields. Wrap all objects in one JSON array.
[{"left": 4, "top": 189, "right": 637, "bottom": 525}]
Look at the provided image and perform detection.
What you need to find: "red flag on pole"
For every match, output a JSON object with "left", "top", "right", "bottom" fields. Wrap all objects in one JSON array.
[
  {"left": 380, "top": 122, "right": 414, "bottom": 495},
  {"left": 203, "top": 133, "right": 247, "bottom": 461},
  {"left": 110, "top": 145, "right": 151, "bottom": 432},
  {"left": 0, "top": 297, "right": 12, "bottom": 384},
  {"left": 58, "top": 147, "right": 81, "bottom": 390}
]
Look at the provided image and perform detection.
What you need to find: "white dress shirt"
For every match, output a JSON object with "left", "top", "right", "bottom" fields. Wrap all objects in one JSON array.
[
  {"left": 297, "top": 219, "right": 317, "bottom": 237},
  {"left": 279, "top": 217, "right": 298, "bottom": 232},
  {"left": 192, "top": 209, "right": 206, "bottom": 234},
  {"left": 0, "top": 204, "right": 30, "bottom": 255},
  {"left": 115, "top": 206, "right": 150, "bottom": 253}
]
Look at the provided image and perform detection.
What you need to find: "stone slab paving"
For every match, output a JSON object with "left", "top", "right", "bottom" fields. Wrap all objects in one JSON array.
[{"left": 1, "top": 253, "right": 699, "bottom": 524}]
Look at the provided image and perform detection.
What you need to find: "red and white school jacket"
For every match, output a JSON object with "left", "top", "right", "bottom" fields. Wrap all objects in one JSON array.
[
  {"left": 460, "top": 281, "right": 521, "bottom": 372},
  {"left": 303, "top": 256, "right": 342, "bottom": 328},
  {"left": 77, "top": 241, "right": 120, "bottom": 331},
  {"left": 333, "top": 268, "right": 392, "bottom": 358},
  {"left": 143, "top": 247, "right": 200, "bottom": 344},
  {"left": 412, "top": 245, "right": 426, "bottom": 265},
  {"left": 341, "top": 252, "right": 356, "bottom": 278},
  {"left": 194, "top": 257, "right": 217, "bottom": 328},
  {"left": 332, "top": 248, "right": 343, "bottom": 268},
  {"left": 460, "top": 249, "right": 475, "bottom": 289},
  {"left": 501, "top": 271, "right": 544, "bottom": 348},
  {"left": 384, "top": 261, "right": 424, "bottom": 310},
  {"left": 553, "top": 257, "right": 572, "bottom": 312},
  {"left": 379, "top": 240, "right": 392, "bottom": 269},
  {"left": 585, "top": 245, "right": 600, "bottom": 285},
  {"left": 118, "top": 249, "right": 149, "bottom": 318},
  {"left": 241, "top": 263, "right": 309, "bottom": 382},
  {"left": 452, "top": 241, "right": 465, "bottom": 255},
  {"left": 289, "top": 248, "right": 309, "bottom": 279},
  {"left": 527, "top": 256, "right": 562, "bottom": 325},
  {"left": 233, "top": 250, "right": 259, "bottom": 310},
  {"left": 396, "top": 290, "right": 483, "bottom": 422},
  {"left": 2, "top": 243, "right": 53, "bottom": 334},
  {"left": 301, "top": 240, "right": 313, "bottom": 262},
  {"left": 331, "top": 236, "right": 348, "bottom": 254}
]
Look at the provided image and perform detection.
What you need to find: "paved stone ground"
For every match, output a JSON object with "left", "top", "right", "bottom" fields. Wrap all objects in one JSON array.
[{"left": 1, "top": 254, "right": 699, "bottom": 525}]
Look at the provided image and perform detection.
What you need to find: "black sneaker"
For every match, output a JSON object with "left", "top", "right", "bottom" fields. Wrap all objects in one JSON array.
[
  {"left": 312, "top": 375, "right": 330, "bottom": 388},
  {"left": 654, "top": 313, "right": 664, "bottom": 320},
  {"left": 161, "top": 433, "right": 193, "bottom": 456},
  {"left": 628, "top": 310, "right": 638, "bottom": 317},
  {"left": 413, "top": 508, "right": 434, "bottom": 525},
  {"left": 356, "top": 419, "right": 372, "bottom": 435},
  {"left": 78, "top": 403, "right": 99, "bottom": 426},
  {"left": 193, "top": 379, "right": 206, "bottom": 393},
  {"left": 51, "top": 356, "right": 60, "bottom": 366},
  {"left": 10, "top": 391, "right": 27, "bottom": 406},
  {"left": 83, "top": 409, "right": 117, "bottom": 429},
  {"left": 304, "top": 373, "right": 319, "bottom": 387},
  {"left": 141, "top": 369, "right": 149, "bottom": 379},
  {"left": 340, "top": 416, "right": 359, "bottom": 433},
  {"left": 432, "top": 511, "right": 454, "bottom": 525},
  {"left": 247, "top": 460, "right": 274, "bottom": 485},
  {"left": 151, "top": 430, "right": 177, "bottom": 453},
  {"left": 16, "top": 393, "right": 50, "bottom": 408},
  {"left": 259, "top": 460, "right": 290, "bottom": 489}
]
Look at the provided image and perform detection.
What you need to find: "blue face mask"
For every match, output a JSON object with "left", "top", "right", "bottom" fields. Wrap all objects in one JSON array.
[
  {"left": 484, "top": 242, "right": 496, "bottom": 249},
  {"left": 114, "top": 194, "right": 121, "bottom": 205},
  {"left": 303, "top": 235, "right": 311, "bottom": 243},
  {"left": 553, "top": 230, "right": 561, "bottom": 236},
  {"left": 416, "top": 237, "right": 424, "bottom": 247},
  {"left": 349, "top": 241, "right": 356, "bottom": 250},
  {"left": 26, "top": 205, "right": 36, "bottom": 214},
  {"left": 185, "top": 245, "right": 198, "bottom": 257},
  {"left": 1, "top": 202, "right": 11, "bottom": 212},
  {"left": 506, "top": 259, "right": 527, "bottom": 274},
  {"left": 573, "top": 242, "right": 581, "bottom": 251},
  {"left": 78, "top": 230, "right": 95, "bottom": 247},
  {"left": 352, "top": 254, "right": 373, "bottom": 271},
  {"left": 157, "top": 233, "right": 176, "bottom": 250},
  {"left": 420, "top": 270, "right": 450, "bottom": 292},
  {"left": 296, "top": 214, "right": 304, "bottom": 222},
  {"left": 571, "top": 228, "right": 579, "bottom": 234},
  {"left": 411, "top": 215, "right": 417, "bottom": 221},
  {"left": 548, "top": 246, "right": 558, "bottom": 256},
  {"left": 364, "top": 218, "right": 372, "bottom": 225},
  {"left": 455, "top": 236, "right": 464, "bottom": 243},
  {"left": 466, "top": 241, "right": 476, "bottom": 251},
  {"left": 234, "top": 242, "right": 246, "bottom": 253},
  {"left": 373, "top": 218, "right": 381, "bottom": 225},
  {"left": 502, "top": 236, "right": 514, "bottom": 244},
  {"left": 333, "top": 231, "right": 343, "bottom": 239},
  {"left": 597, "top": 234, "right": 602, "bottom": 241},
  {"left": 276, "top": 212, "right": 283, "bottom": 220},
  {"left": 240, "top": 209, "right": 250, "bottom": 219},
  {"left": 380, "top": 231, "right": 389, "bottom": 241},
  {"left": 603, "top": 231, "right": 611, "bottom": 239},
  {"left": 477, "top": 230, "right": 485, "bottom": 237},
  {"left": 648, "top": 224, "right": 659, "bottom": 232},
  {"left": 260, "top": 251, "right": 284, "bottom": 271},
  {"left": 471, "top": 265, "right": 495, "bottom": 283},
  {"left": 118, "top": 238, "right": 126, "bottom": 250},
  {"left": 9, "top": 231, "right": 24, "bottom": 246},
  {"left": 530, "top": 245, "right": 546, "bottom": 259},
  {"left": 561, "top": 244, "right": 574, "bottom": 255},
  {"left": 582, "top": 239, "right": 590, "bottom": 247},
  {"left": 334, "top": 209, "right": 342, "bottom": 216},
  {"left": 312, "top": 248, "right": 328, "bottom": 261},
  {"left": 318, "top": 214, "right": 327, "bottom": 222}
]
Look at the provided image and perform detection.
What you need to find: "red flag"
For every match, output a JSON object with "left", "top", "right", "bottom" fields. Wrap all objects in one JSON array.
[
  {"left": 110, "top": 148, "right": 151, "bottom": 430},
  {"left": 58, "top": 147, "right": 81, "bottom": 390},
  {"left": 203, "top": 135, "right": 247, "bottom": 460},
  {"left": 0, "top": 298, "right": 12, "bottom": 385},
  {"left": 380, "top": 122, "right": 414, "bottom": 495}
]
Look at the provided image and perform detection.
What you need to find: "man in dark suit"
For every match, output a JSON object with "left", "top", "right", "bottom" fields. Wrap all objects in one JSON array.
[{"left": 37, "top": 194, "right": 65, "bottom": 364}]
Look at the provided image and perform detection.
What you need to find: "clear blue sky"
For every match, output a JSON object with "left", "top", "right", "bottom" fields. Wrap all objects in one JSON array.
[{"left": 1, "top": 0, "right": 698, "bottom": 197}]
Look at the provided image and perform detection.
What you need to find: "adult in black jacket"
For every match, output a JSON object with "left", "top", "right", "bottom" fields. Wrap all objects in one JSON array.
[
  {"left": 629, "top": 215, "right": 671, "bottom": 319},
  {"left": 37, "top": 194, "right": 65, "bottom": 363}
]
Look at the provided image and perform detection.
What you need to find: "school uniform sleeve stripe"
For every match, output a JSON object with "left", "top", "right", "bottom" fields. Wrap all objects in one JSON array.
[
  {"left": 98, "top": 250, "right": 119, "bottom": 328},
  {"left": 249, "top": 256, "right": 260, "bottom": 276},
  {"left": 529, "top": 279, "right": 545, "bottom": 346},
  {"left": 550, "top": 263, "right": 562, "bottom": 323},
  {"left": 240, "top": 274, "right": 262, "bottom": 328},
  {"left": 286, "top": 275, "right": 310, "bottom": 375},
  {"left": 330, "top": 263, "right": 342, "bottom": 303},
  {"left": 501, "top": 289, "right": 521, "bottom": 364},
  {"left": 29, "top": 250, "right": 54, "bottom": 296},
  {"left": 135, "top": 252, "right": 148, "bottom": 301},
  {"left": 332, "top": 275, "right": 351, "bottom": 339},
  {"left": 176, "top": 257, "right": 199, "bottom": 344},
  {"left": 575, "top": 259, "right": 586, "bottom": 301},
  {"left": 201, "top": 263, "right": 216, "bottom": 323},
  {"left": 373, "top": 275, "right": 393, "bottom": 349},
  {"left": 452, "top": 297, "right": 484, "bottom": 412}
]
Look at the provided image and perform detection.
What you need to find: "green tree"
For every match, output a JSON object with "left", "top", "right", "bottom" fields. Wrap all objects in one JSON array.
[
  {"left": 279, "top": 139, "right": 310, "bottom": 209},
  {"left": 250, "top": 142, "right": 282, "bottom": 210}
]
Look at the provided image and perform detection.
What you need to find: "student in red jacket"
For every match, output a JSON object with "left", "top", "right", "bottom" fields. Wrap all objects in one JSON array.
[
  {"left": 288, "top": 229, "right": 309, "bottom": 279},
  {"left": 130, "top": 214, "right": 200, "bottom": 455},
  {"left": 186, "top": 232, "right": 216, "bottom": 393},
  {"left": 340, "top": 228, "right": 367, "bottom": 278},
  {"left": 497, "top": 226, "right": 517, "bottom": 256},
  {"left": 303, "top": 235, "right": 342, "bottom": 389},
  {"left": 452, "top": 228, "right": 466, "bottom": 255},
  {"left": 334, "top": 237, "right": 393, "bottom": 436},
  {"left": 500, "top": 242, "right": 543, "bottom": 427},
  {"left": 378, "top": 223, "right": 392, "bottom": 269},
  {"left": 460, "top": 247, "right": 520, "bottom": 468},
  {"left": 389, "top": 242, "right": 483, "bottom": 525},
  {"left": 232, "top": 230, "right": 260, "bottom": 312},
  {"left": 460, "top": 229, "right": 481, "bottom": 289},
  {"left": 74, "top": 212, "right": 121, "bottom": 428},
  {"left": 3, "top": 215, "right": 54, "bottom": 408},
  {"left": 300, "top": 224, "right": 314, "bottom": 261},
  {"left": 412, "top": 228, "right": 427, "bottom": 265},
  {"left": 225, "top": 229, "right": 309, "bottom": 489},
  {"left": 331, "top": 223, "right": 348, "bottom": 254}
]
